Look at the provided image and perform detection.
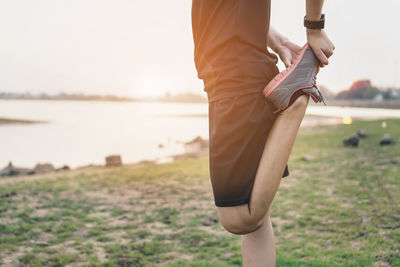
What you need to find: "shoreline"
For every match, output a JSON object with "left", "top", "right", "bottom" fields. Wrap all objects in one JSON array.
[
  {"left": 1, "top": 98, "right": 400, "bottom": 109},
  {"left": 0, "top": 117, "right": 47, "bottom": 125},
  {"left": 0, "top": 116, "right": 396, "bottom": 179},
  {"left": 0, "top": 116, "right": 396, "bottom": 178}
]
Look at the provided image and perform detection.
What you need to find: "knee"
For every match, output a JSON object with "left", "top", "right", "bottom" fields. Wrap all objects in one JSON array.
[
  {"left": 221, "top": 217, "right": 264, "bottom": 235},
  {"left": 279, "top": 94, "right": 309, "bottom": 118},
  {"left": 218, "top": 211, "right": 264, "bottom": 235},
  {"left": 284, "top": 93, "right": 309, "bottom": 112}
]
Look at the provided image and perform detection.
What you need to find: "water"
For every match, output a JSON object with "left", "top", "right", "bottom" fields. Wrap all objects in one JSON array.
[
  {"left": 306, "top": 105, "right": 400, "bottom": 119},
  {"left": 0, "top": 100, "right": 208, "bottom": 168},
  {"left": 1, "top": 99, "right": 399, "bottom": 168}
]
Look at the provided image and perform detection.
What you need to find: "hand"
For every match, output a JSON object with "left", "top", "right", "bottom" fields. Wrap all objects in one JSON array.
[
  {"left": 306, "top": 29, "right": 335, "bottom": 68},
  {"left": 276, "top": 40, "right": 303, "bottom": 68}
]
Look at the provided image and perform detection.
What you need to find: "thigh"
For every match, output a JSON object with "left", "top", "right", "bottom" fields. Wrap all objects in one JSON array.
[{"left": 208, "top": 91, "right": 289, "bottom": 208}]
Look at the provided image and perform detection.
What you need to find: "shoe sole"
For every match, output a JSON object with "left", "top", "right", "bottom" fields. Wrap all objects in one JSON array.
[{"left": 263, "top": 43, "right": 310, "bottom": 98}]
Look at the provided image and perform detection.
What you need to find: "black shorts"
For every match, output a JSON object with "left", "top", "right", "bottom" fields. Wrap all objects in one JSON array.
[{"left": 208, "top": 90, "right": 290, "bottom": 207}]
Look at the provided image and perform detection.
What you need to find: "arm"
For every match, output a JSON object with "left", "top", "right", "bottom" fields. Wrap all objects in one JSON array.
[
  {"left": 267, "top": 26, "right": 289, "bottom": 55},
  {"left": 305, "top": 0, "right": 335, "bottom": 67},
  {"left": 267, "top": 26, "right": 302, "bottom": 68}
]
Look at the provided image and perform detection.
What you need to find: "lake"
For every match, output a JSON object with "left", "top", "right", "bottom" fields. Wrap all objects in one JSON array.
[{"left": 1, "top": 99, "right": 399, "bottom": 169}]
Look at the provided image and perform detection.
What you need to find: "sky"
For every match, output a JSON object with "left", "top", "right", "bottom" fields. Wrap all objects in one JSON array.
[{"left": 0, "top": 0, "right": 399, "bottom": 98}]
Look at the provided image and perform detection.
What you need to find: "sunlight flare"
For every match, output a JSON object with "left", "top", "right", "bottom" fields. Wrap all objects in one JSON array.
[{"left": 342, "top": 116, "right": 352, "bottom": 125}]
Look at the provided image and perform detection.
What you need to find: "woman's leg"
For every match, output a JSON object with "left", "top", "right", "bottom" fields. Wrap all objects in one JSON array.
[
  {"left": 241, "top": 208, "right": 276, "bottom": 267},
  {"left": 217, "top": 94, "right": 309, "bottom": 234}
]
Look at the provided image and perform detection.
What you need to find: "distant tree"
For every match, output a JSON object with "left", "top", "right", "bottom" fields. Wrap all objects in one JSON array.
[
  {"left": 317, "top": 84, "right": 336, "bottom": 100},
  {"left": 362, "top": 86, "right": 380, "bottom": 99},
  {"left": 381, "top": 89, "right": 393, "bottom": 100},
  {"left": 336, "top": 79, "right": 380, "bottom": 100}
]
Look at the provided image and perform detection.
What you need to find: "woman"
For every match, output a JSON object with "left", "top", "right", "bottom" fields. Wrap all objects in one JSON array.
[{"left": 191, "top": 0, "right": 334, "bottom": 266}]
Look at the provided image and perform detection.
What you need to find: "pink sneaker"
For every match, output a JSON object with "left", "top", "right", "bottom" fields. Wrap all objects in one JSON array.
[{"left": 263, "top": 43, "right": 326, "bottom": 114}]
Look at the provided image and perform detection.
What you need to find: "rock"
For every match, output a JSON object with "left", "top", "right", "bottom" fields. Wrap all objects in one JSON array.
[
  {"left": 105, "top": 155, "right": 122, "bottom": 167},
  {"left": 56, "top": 165, "right": 70, "bottom": 171},
  {"left": 380, "top": 134, "right": 394, "bottom": 145},
  {"left": 356, "top": 129, "right": 368, "bottom": 138},
  {"left": 301, "top": 155, "right": 314, "bottom": 161},
  {"left": 1, "top": 191, "right": 17, "bottom": 198},
  {"left": 0, "top": 162, "right": 19, "bottom": 176},
  {"left": 33, "top": 163, "right": 55, "bottom": 174},
  {"left": 362, "top": 217, "right": 371, "bottom": 224},
  {"left": 343, "top": 135, "right": 359, "bottom": 147},
  {"left": 168, "top": 136, "right": 210, "bottom": 161},
  {"left": 0, "top": 162, "right": 32, "bottom": 177},
  {"left": 202, "top": 216, "right": 219, "bottom": 226},
  {"left": 184, "top": 136, "right": 209, "bottom": 154}
]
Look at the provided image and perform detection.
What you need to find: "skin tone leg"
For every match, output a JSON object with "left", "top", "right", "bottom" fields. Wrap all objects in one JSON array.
[
  {"left": 241, "top": 208, "right": 276, "bottom": 267},
  {"left": 234, "top": 94, "right": 310, "bottom": 267},
  {"left": 247, "top": 93, "right": 310, "bottom": 217},
  {"left": 217, "top": 93, "right": 310, "bottom": 235}
]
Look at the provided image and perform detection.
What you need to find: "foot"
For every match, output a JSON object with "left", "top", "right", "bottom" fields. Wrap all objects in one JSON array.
[{"left": 263, "top": 43, "right": 326, "bottom": 114}]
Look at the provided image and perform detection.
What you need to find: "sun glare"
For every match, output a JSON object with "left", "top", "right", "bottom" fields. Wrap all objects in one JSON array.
[
  {"left": 342, "top": 116, "right": 352, "bottom": 125},
  {"left": 134, "top": 73, "right": 170, "bottom": 99}
]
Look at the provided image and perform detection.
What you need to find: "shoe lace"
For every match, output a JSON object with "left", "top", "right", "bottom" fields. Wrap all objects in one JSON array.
[{"left": 312, "top": 69, "right": 326, "bottom": 106}]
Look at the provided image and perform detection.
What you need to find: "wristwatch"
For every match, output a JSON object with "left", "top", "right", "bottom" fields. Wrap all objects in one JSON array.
[{"left": 304, "top": 14, "right": 325, "bottom": 29}]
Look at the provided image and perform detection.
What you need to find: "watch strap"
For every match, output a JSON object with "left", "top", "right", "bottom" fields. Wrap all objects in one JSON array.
[{"left": 304, "top": 14, "right": 325, "bottom": 29}]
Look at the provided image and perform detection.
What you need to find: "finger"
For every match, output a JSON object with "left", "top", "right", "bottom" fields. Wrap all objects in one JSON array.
[
  {"left": 315, "top": 49, "right": 329, "bottom": 65},
  {"left": 286, "top": 42, "right": 302, "bottom": 52},
  {"left": 282, "top": 55, "right": 292, "bottom": 68},
  {"left": 282, "top": 59, "right": 289, "bottom": 68},
  {"left": 323, "top": 48, "right": 333, "bottom": 59}
]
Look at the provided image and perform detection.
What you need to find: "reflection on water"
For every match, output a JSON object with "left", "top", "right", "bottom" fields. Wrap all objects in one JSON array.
[
  {"left": 0, "top": 100, "right": 399, "bottom": 168},
  {"left": 0, "top": 100, "right": 208, "bottom": 168}
]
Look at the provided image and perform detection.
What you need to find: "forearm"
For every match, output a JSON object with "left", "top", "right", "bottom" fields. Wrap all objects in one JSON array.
[
  {"left": 305, "top": 0, "right": 335, "bottom": 67},
  {"left": 267, "top": 26, "right": 288, "bottom": 53},
  {"left": 306, "top": 0, "right": 324, "bottom": 20}
]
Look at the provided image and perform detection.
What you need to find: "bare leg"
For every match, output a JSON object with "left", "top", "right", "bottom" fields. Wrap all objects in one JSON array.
[
  {"left": 217, "top": 94, "right": 309, "bottom": 234},
  {"left": 247, "top": 93, "right": 309, "bottom": 216},
  {"left": 241, "top": 208, "right": 276, "bottom": 267}
]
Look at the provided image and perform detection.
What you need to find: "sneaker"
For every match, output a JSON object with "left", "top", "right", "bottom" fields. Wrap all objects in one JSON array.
[{"left": 263, "top": 43, "right": 326, "bottom": 114}]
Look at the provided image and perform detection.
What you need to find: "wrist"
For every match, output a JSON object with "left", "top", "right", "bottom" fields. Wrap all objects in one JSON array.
[
  {"left": 305, "top": 14, "right": 321, "bottom": 21},
  {"left": 304, "top": 14, "right": 325, "bottom": 30},
  {"left": 306, "top": 28, "right": 322, "bottom": 36}
]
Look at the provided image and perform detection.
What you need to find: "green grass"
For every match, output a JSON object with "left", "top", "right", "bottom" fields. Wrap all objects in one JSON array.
[{"left": 0, "top": 118, "right": 399, "bottom": 266}]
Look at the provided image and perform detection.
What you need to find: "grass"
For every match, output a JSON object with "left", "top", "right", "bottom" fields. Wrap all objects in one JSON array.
[{"left": 0, "top": 118, "right": 399, "bottom": 266}]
